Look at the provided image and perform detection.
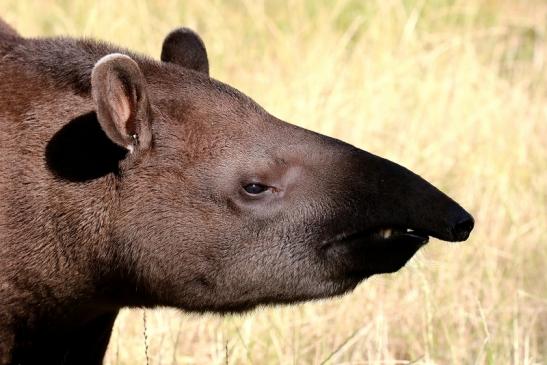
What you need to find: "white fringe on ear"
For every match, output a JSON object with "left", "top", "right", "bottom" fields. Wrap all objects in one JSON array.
[
  {"left": 94, "top": 52, "right": 133, "bottom": 67},
  {"left": 93, "top": 54, "right": 139, "bottom": 154}
]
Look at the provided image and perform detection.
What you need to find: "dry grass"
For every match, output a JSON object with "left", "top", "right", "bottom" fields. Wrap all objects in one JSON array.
[{"left": 2, "top": 0, "right": 546, "bottom": 363}]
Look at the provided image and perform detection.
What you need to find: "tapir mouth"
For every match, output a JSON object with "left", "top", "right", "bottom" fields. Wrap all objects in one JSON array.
[
  {"left": 322, "top": 221, "right": 472, "bottom": 276},
  {"left": 322, "top": 226, "right": 430, "bottom": 250},
  {"left": 359, "top": 227, "right": 430, "bottom": 245}
]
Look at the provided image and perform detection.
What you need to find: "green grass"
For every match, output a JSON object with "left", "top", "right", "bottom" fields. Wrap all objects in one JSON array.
[{"left": 2, "top": 0, "right": 546, "bottom": 363}]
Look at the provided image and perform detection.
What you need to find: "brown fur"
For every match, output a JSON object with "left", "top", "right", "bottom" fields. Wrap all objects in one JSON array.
[
  {"left": 0, "top": 18, "right": 17, "bottom": 38},
  {"left": 0, "top": 20, "right": 473, "bottom": 364}
]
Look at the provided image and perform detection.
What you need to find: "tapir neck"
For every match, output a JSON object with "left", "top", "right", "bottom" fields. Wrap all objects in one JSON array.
[
  {"left": 0, "top": 65, "right": 125, "bottom": 362},
  {"left": 7, "top": 311, "right": 119, "bottom": 365},
  {"left": 0, "top": 170, "right": 123, "bottom": 364}
]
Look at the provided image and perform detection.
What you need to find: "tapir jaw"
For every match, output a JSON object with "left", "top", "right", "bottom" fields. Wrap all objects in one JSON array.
[
  {"left": 322, "top": 207, "right": 474, "bottom": 276},
  {"left": 325, "top": 230, "right": 429, "bottom": 275},
  {"left": 322, "top": 219, "right": 470, "bottom": 276}
]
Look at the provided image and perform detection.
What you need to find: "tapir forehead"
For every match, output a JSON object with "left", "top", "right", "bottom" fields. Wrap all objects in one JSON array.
[
  {"left": 140, "top": 68, "right": 274, "bottom": 165},
  {"left": 145, "top": 65, "right": 265, "bottom": 123},
  {"left": 142, "top": 62, "right": 347, "bottom": 169},
  {"left": 148, "top": 76, "right": 286, "bottom": 147}
]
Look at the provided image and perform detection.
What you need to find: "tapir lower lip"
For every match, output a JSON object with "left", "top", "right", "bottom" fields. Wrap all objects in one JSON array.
[
  {"left": 330, "top": 229, "right": 430, "bottom": 275},
  {"left": 322, "top": 227, "right": 430, "bottom": 249},
  {"left": 360, "top": 230, "right": 429, "bottom": 246}
]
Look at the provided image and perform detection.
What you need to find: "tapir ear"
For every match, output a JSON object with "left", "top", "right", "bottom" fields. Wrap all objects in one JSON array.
[
  {"left": 161, "top": 27, "right": 209, "bottom": 75},
  {"left": 91, "top": 53, "right": 152, "bottom": 153}
]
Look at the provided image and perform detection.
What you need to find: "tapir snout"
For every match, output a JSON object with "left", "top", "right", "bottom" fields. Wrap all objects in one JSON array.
[
  {"left": 306, "top": 143, "right": 475, "bottom": 276},
  {"left": 347, "top": 149, "right": 475, "bottom": 242}
]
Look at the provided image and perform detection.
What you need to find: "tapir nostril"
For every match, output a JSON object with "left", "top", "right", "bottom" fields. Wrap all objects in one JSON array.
[{"left": 451, "top": 215, "right": 474, "bottom": 241}]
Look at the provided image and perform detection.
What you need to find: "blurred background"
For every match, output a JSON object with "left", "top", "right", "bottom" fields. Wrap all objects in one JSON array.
[{"left": 2, "top": 0, "right": 546, "bottom": 364}]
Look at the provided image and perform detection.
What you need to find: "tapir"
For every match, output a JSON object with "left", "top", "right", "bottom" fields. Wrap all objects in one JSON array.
[{"left": 0, "top": 17, "right": 474, "bottom": 364}]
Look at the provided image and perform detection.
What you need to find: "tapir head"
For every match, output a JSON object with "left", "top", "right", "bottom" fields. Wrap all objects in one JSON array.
[{"left": 86, "top": 28, "right": 473, "bottom": 312}]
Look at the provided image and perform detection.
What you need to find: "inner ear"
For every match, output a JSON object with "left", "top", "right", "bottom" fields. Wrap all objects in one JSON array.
[
  {"left": 91, "top": 53, "right": 152, "bottom": 152},
  {"left": 161, "top": 27, "right": 209, "bottom": 75}
]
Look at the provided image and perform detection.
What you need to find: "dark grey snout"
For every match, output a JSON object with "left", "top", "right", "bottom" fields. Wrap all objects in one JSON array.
[
  {"left": 335, "top": 147, "right": 475, "bottom": 244},
  {"left": 449, "top": 211, "right": 474, "bottom": 241}
]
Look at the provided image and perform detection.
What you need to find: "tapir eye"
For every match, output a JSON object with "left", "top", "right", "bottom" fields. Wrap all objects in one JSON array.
[{"left": 243, "top": 183, "right": 268, "bottom": 195}]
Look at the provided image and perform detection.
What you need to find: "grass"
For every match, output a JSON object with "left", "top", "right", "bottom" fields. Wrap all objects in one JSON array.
[{"left": 2, "top": 0, "right": 546, "bottom": 363}]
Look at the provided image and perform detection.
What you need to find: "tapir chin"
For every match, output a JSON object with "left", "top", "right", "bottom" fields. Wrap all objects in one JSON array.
[{"left": 0, "top": 18, "right": 474, "bottom": 364}]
